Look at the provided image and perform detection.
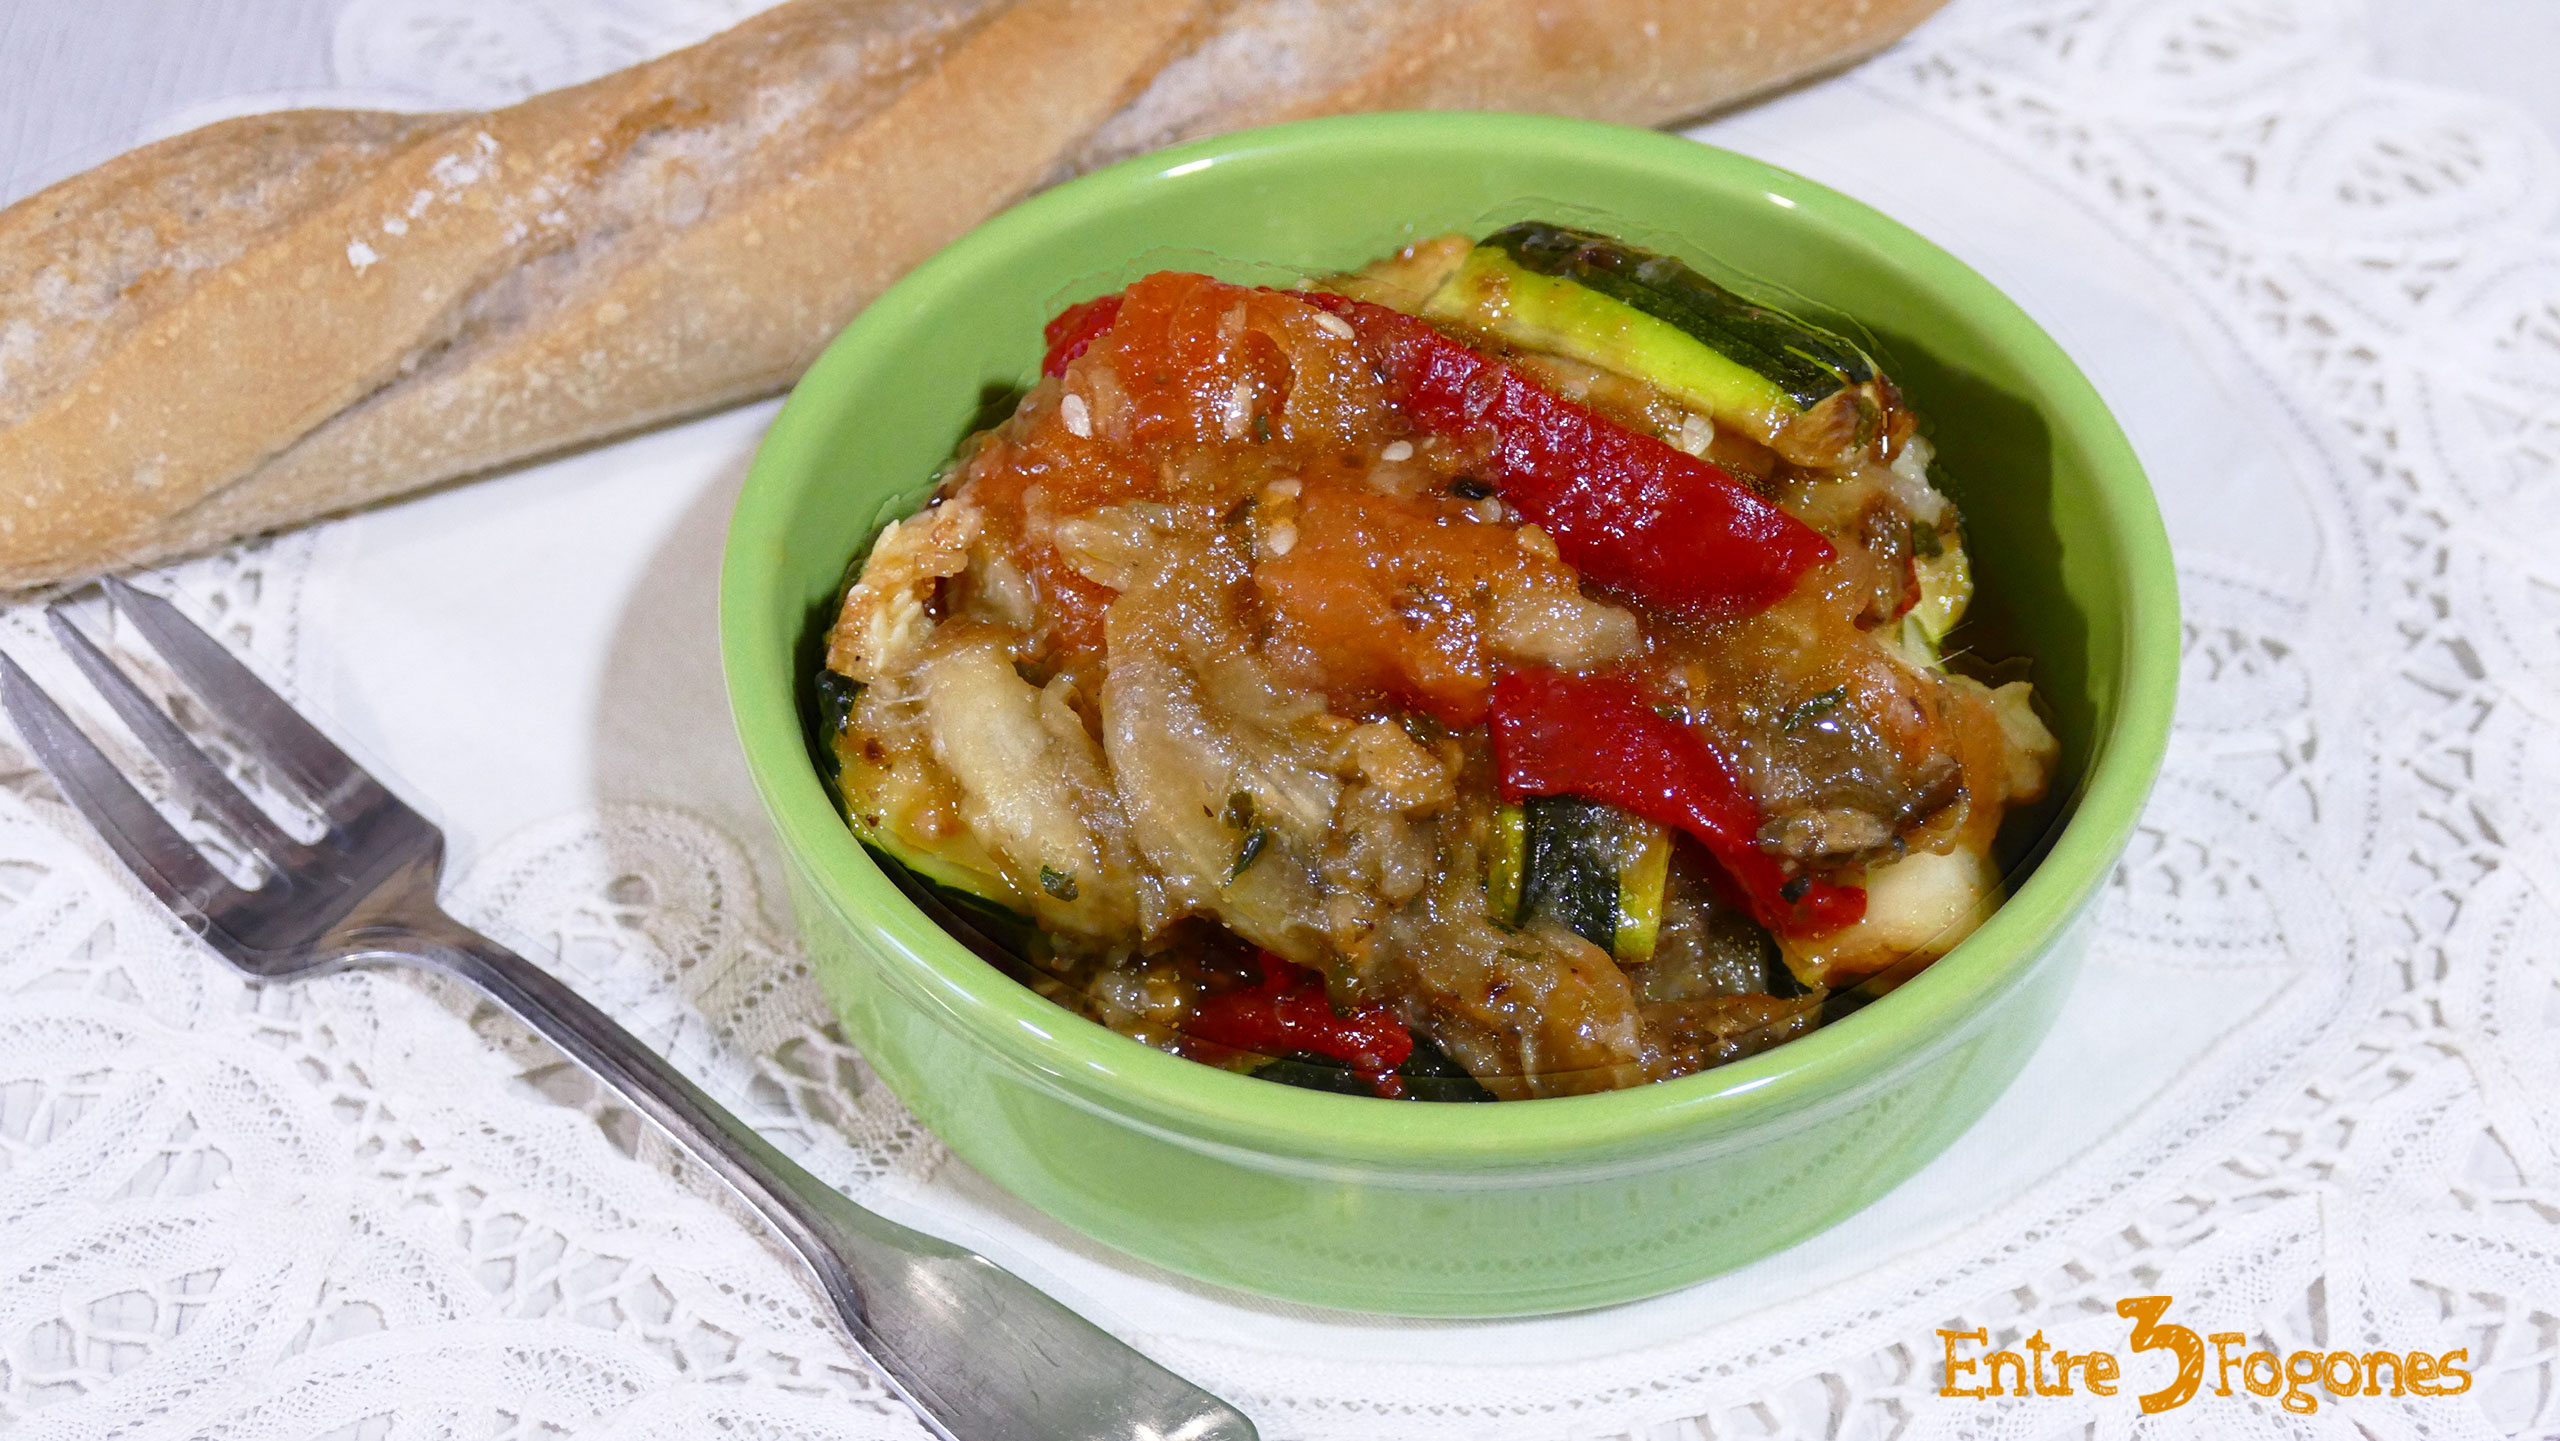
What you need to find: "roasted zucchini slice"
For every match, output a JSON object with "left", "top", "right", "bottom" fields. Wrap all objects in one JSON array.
[
  {"left": 1252, "top": 1036, "right": 1497, "bottom": 1103},
  {"left": 1888, "top": 444, "right": 1977, "bottom": 668},
  {"left": 825, "top": 700, "right": 1029, "bottom": 915},
  {"left": 1423, "top": 220, "right": 1899, "bottom": 465},
  {"left": 1486, "top": 796, "right": 1673, "bottom": 962}
]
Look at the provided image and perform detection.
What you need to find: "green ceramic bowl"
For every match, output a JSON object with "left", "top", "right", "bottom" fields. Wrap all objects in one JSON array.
[{"left": 721, "top": 112, "right": 2177, "bottom": 1317}]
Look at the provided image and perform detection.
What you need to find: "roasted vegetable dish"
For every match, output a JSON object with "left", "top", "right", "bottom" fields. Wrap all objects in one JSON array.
[{"left": 816, "top": 222, "right": 2059, "bottom": 1099}]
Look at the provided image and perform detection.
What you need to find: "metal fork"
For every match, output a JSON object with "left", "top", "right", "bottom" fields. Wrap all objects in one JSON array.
[{"left": 1, "top": 576, "right": 1257, "bottom": 1441}]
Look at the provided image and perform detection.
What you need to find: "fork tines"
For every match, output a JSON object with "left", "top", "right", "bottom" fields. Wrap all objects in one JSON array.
[
  {"left": 0, "top": 577, "right": 391, "bottom": 919},
  {"left": 0, "top": 643, "right": 229, "bottom": 917},
  {"left": 45, "top": 600, "right": 302, "bottom": 862}
]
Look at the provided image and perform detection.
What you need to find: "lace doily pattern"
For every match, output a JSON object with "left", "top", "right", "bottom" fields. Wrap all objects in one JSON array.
[
  {"left": 0, "top": 544, "right": 903, "bottom": 1439},
  {"left": 3, "top": 0, "right": 2556, "bottom": 1437},
  {"left": 1646, "top": 1, "right": 2560, "bottom": 1433}
]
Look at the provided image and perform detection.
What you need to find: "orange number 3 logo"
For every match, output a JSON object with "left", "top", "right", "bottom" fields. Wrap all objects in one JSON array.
[{"left": 2116, "top": 1296, "right": 2205, "bottom": 1413}]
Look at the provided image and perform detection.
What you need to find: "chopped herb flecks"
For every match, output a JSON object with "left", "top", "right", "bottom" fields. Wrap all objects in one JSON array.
[
  {"left": 1229, "top": 828, "right": 1271, "bottom": 880},
  {"left": 1782, "top": 686, "right": 1847, "bottom": 732}
]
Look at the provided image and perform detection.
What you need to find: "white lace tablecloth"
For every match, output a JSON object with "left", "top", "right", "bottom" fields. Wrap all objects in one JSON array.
[{"left": 4, "top": 2, "right": 2556, "bottom": 1437}]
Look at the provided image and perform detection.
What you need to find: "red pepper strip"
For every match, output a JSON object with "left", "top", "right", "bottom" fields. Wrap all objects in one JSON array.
[
  {"left": 1187, "top": 952, "right": 1414, "bottom": 1098},
  {"left": 1489, "top": 668, "right": 1866, "bottom": 937},
  {"left": 1299, "top": 292, "right": 1834, "bottom": 621},
  {"left": 1040, "top": 294, "right": 1124, "bottom": 378}
]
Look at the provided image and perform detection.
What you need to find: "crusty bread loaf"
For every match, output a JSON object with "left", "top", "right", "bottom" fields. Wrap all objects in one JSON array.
[
  {"left": 0, "top": 0, "right": 1943, "bottom": 589},
  {"left": 1074, "top": 0, "right": 1944, "bottom": 171}
]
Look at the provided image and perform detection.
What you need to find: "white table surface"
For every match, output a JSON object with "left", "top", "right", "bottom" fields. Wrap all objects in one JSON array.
[{"left": 2, "top": 3, "right": 2555, "bottom": 1440}]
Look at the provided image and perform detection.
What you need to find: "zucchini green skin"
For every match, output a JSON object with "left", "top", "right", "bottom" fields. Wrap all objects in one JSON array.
[
  {"left": 814, "top": 658, "right": 1034, "bottom": 917},
  {"left": 1901, "top": 521, "right": 1974, "bottom": 658},
  {"left": 1485, "top": 221, "right": 1878, "bottom": 409},
  {"left": 862, "top": 842, "right": 1055, "bottom": 985},
  {"left": 1487, "top": 797, "right": 1671, "bottom": 961},
  {"left": 1253, "top": 1036, "right": 1497, "bottom": 1103},
  {"left": 1426, "top": 246, "right": 1798, "bottom": 442},
  {"left": 1522, "top": 797, "right": 1627, "bottom": 954},
  {"left": 1422, "top": 221, "right": 1890, "bottom": 456},
  {"left": 830, "top": 722, "right": 1031, "bottom": 913}
]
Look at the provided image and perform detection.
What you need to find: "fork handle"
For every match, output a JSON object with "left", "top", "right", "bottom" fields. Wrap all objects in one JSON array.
[
  {"left": 402, "top": 918, "right": 965, "bottom": 1412},
  {"left": 394, "top": 913, "right": 1254, "bottom": 1441}
]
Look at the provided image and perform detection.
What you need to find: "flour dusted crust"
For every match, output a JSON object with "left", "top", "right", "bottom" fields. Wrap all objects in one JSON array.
[
  {"left": 1077, "top": 0, "right": 1946, "bottom": 169},
  {"left": 0, "top": 0, "right": 1943, "bottom": 589}
]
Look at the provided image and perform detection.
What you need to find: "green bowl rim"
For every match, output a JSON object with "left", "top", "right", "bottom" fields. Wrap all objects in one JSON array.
[{"left": 720, "top": 110, "right": 2178, "bottom": 1164}]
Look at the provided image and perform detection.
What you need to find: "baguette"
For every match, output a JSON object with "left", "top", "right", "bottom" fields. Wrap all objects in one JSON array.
[{"left": 0, "top": 0, "right": 1943, "bottom": 589}]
